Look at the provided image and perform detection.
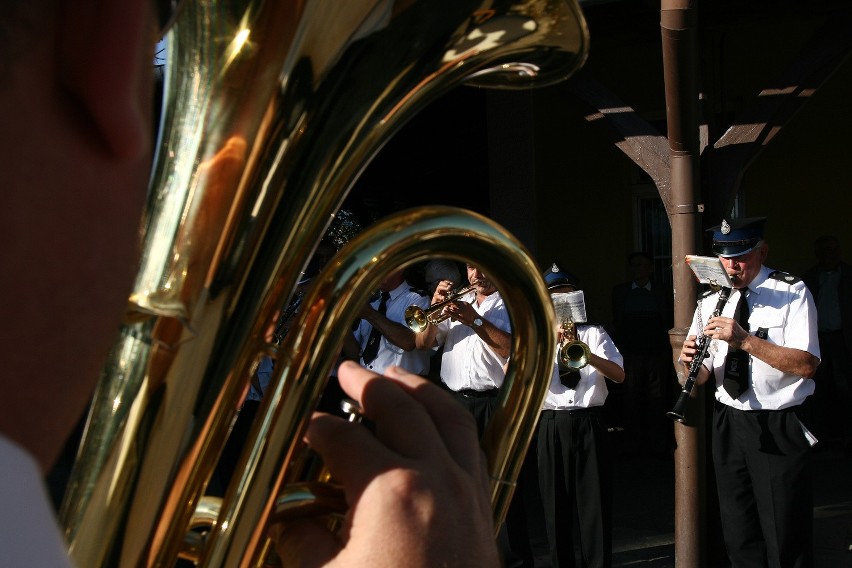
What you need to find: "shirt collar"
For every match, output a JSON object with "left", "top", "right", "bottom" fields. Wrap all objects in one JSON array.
[
  {"left": 742, "top": 265, "right": 771, "bottom": 300},
  {"left": 387, "top": 280, "right": 410, "bottom": 301}
]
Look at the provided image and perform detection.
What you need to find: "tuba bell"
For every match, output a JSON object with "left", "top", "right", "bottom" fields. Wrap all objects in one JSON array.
[{"left": 58, "top": 1, "right": 590, "bottom": 566}]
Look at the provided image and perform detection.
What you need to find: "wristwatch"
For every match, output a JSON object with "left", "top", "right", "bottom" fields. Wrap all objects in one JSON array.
[{"left": 472, "top": 317, "right": 483, "bottom": 328}]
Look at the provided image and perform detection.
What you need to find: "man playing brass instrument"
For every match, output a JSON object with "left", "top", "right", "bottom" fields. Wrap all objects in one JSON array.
[
  {"left": 538, "top": 264, "right": 625, "bottom": 568},
  {"left": 414, "top": 263, "right": 540, "bottom": 565},
  {"left": 414, "top": 263, "right": 512, "bottom": 425},
  {"left": 0, "top": 1, "right": 499, "bottom": 566}
]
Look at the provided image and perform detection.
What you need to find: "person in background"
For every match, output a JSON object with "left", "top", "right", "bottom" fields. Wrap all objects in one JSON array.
[
  {"left": 423, "top": 259, "right": 463, "bottom": 384},
  {"left": 414, "top": 263, "right": 539, "bottom": 566},
  {"left": 679, "top": 217, "right": 820, "bottom": 567},
  {"left": 539, "top": 264, "right": 625, "bottom": 568},
  {"left": 425, "top": 259, "right": 463, "bottom": 295},
  {"left": 802, "top": 234, "right": 852, "bottom": 455},
  {"left": 414, "top": 263, "right": 512, "bottom": 417},
  {"left": 609, "top": 251, "right": 674, "bottom": 457},
  {"left": 344, "top": 268, "right": 431, "bottom": 376},
  {"left": 0, "top": 1, "right": 499, "bottom": 566}
]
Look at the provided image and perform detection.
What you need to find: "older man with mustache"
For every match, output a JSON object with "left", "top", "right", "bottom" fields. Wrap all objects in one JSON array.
[{"left": 679, "top": 217, "right": 820, "bottom": 567}]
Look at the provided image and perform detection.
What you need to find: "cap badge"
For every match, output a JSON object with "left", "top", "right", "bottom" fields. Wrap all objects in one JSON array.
[
  {"left": 550, "top": 263, "right": 560, "bottom": 273},
  {"left": 720, "top": 219, "right": 731, "bottom": 234}
]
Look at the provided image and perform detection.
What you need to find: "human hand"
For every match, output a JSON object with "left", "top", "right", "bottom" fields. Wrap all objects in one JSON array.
[
  {"left": 271, "top": 361, "right": 499, "bottom": 568},
  {"left": 679, "top": 333, "right": 715, "bottom": 386},
  {"left": 442, "top": 299, "right": 478, "bottom": 327},
  {"left": 679, "top": 334, "right": 699, "bottom": 368},
  {"left": 431, "top": 279, "right": 455, "bottom": 305},
  {"left": 705, "top": 315, "right": 749, "bottom": 349}
]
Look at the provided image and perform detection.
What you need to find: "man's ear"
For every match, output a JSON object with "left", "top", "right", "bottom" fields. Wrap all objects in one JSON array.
[{"left": 58, "top": 0, "right": 155, "bottom": 159}]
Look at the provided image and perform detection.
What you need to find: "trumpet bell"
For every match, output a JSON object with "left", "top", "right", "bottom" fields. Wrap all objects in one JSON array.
[
  {"left": 558, "top": 318, "right": 590, "bottom": 371},
  {"left": 405, "top": 305, "right": 430, "bottom": 333},
  {"left": 559, "top": 340, "right": 590, "bottom": 370}
]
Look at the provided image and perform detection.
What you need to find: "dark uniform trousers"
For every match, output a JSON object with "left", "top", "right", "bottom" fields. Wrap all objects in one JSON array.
[
  {"left": 712, "top": 402, "right": 813, "bottom": 567},
  {"left": 448, "top": 387, "right": 549, "bottom": 568},
  {"left": 537, "top": 407, "right": 611, "bottom": 568}
]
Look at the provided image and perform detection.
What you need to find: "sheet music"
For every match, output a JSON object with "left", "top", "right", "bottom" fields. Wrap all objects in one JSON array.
[
  {"left": 552, "top": 290, "right": 587, "bottom": 324},
  {"left": 685, "top": 255, "right": 733, "bottom": 288}
]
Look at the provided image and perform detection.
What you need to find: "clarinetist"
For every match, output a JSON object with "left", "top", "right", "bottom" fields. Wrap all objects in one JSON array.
[{"left": 678, "top": 217, "right": 820, "bottom": 567}]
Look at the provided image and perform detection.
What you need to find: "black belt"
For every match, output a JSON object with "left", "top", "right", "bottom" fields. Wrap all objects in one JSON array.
[
  {"left": 542, "top": 407, "right": 601, "bottom": 415},
  {"left": 714, "top": 400, "right": 798, "bottom": 414},
  {"left": 455, "top": 388, "right": 499, "bottom": 398}
]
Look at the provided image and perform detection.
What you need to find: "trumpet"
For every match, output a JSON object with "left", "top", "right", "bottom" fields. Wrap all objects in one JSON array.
[
  {"left": 405, "top": 284, "right": 477, "bottom": 332},
  {"left": 558, "top": 318, "right": 591, "bottom": 372}
]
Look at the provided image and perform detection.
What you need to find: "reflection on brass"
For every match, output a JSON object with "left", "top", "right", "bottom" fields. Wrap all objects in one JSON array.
[{"left": 58, "top": 1, "right": 589, "bottom": 566}]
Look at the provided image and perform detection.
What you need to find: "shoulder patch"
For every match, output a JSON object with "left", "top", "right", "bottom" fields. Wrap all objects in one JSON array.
[{"left": 769, "top": 270, "right": 801, "bottom": 284}]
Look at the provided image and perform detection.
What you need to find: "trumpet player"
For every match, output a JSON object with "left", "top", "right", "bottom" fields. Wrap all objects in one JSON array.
[
  {"left": 538, "top": 264, "right": 624, "bottom": 568},
  {"left": 414, "top": 263, "right": 512, "bottom": 425},
  {"left": 413, "top": 263, "right": 536, "bottom": 564}
]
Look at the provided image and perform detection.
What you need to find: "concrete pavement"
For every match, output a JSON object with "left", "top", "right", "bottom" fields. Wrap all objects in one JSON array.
[{"left": 610, "top": 439, "right": 852, "bottom": 567}]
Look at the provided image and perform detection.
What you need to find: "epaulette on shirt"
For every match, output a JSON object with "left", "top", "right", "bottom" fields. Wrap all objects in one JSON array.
[{"left": 768, "top": 270, "right": 802, "bottom": 285}]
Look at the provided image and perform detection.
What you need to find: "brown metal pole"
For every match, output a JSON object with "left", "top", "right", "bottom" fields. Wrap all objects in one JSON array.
[{"left": 660, "top": 1, "right": 705, "bottom": 567}]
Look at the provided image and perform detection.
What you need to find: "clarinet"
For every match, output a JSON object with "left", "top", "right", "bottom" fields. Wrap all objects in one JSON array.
[{"left": 667, "top": 285, "right": 731, "bottom": 423}]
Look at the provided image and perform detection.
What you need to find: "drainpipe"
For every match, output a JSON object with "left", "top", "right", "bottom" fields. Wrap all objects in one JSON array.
[{"left": 660, "top": 1, "right": 705, "bottom": 567}]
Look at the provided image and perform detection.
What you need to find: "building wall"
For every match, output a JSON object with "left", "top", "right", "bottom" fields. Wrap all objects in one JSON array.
[
  {"left": 531, "top": 87, "right": 639, "bottom": 325},
  {"left": 513, "top": 5, "right": 852, "bottom": 325},
  {"left": 740, "top": 54, "right": 852, "bottom": 277}
]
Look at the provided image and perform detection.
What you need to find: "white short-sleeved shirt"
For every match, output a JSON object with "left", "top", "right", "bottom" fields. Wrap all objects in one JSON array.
[
  {"left": 688, "top": 265, "right": 820, "bottom": 410},
  {"left": 354, "top": 281, "right": 431, "bottom": 375},
  {"left": 1, "top": 435, "right": 73, "bottom": 567},
  {"left": 435, "top": 290, "right": 512, "bottom": 391},
  {"left": 542, "top": 325, "right": 624, "bottom": 410}
]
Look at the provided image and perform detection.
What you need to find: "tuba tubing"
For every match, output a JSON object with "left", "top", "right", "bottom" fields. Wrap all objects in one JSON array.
[
  {"left": 206, "top": 207, "right": 557, "bottom": 566},
  {"left": 58, "top": 1, "right": 589, "bottom": 566}
]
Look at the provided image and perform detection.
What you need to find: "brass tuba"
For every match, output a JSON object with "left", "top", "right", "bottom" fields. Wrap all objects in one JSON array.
[{"left": 58, "top": 1, "right": 589, "bottom": 566}]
